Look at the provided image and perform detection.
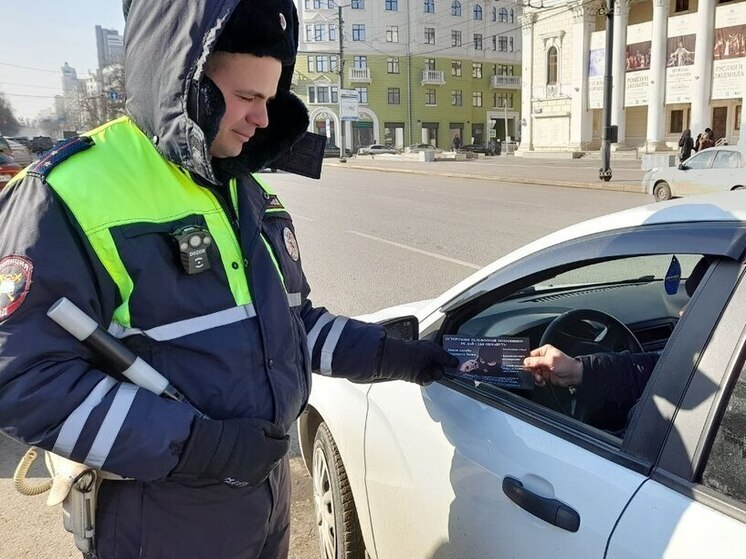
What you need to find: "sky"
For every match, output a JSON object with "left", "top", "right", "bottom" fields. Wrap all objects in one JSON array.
[{"left": 0, "top": 1, "right": 125, "bottom": 120}]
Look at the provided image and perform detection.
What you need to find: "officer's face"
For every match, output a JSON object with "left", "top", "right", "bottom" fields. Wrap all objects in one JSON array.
[{"left": 206, "top": 52, "right": 282, "bottom": 158}]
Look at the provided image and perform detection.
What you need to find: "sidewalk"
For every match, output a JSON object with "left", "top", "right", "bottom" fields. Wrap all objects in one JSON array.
[{"left": 324, "top": 156, "right": 646, "bottom": 193}]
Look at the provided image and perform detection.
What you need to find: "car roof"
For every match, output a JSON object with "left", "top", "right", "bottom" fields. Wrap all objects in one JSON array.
[{"left": 421, "top": 192, "right": 746, "bottom": 317}]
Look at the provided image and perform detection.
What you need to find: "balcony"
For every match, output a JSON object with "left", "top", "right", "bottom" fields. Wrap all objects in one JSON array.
[
  {"left": 348, "top": 67, "right": 371, "bottom": 82},
  {"left": 490, "top": 75, "right": 521, "bottom": 89},
  {"left": 421, "top": 70, "right": 445, "bottom": 86}
]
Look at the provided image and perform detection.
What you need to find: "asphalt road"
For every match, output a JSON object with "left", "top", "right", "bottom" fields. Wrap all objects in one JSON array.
[{"left": 0, "top": 166, "right": 648, "bottom": 558}]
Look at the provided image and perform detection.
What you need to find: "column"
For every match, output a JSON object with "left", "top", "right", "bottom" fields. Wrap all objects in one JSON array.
[
  {"left": 518, "top": 12, "right": 537, "bottom": 152},
  {"left": 569, "top": 2, "right": 595, "bottom": 149},
  {"left": 690, "top": 0, "right": 716, "bottom": 136},
  {"left": 611, "top": 0, "right": 629, "bottom": 147},
  {"left": 646, "top": 0, "right": 669, "bottom": 150}
]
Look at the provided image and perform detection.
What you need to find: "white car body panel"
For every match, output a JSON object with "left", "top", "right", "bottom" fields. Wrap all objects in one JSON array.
[
  {"left": 607, "top": 480, "right": 745, "bottom": 558},
  {"left": 363, "top": 381, "right": 646, "bottom": 559}
]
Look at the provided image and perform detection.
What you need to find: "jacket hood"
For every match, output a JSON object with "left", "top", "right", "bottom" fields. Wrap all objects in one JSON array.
[{"left": 122, "top": 0, "right": 308, "bottom": 184}]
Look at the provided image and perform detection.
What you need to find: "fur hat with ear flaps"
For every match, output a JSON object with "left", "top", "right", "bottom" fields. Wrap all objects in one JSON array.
[{"left": 194, "top": 0, "right": 310, "bottom": 178}]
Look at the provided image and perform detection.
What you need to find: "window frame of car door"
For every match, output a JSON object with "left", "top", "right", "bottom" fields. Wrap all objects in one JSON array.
[
  {"left": 423, "top": 222, "right": 746, "bottom": 475},
  {"left": 647, "top": 263, "right": 746, "bottom": 524}
]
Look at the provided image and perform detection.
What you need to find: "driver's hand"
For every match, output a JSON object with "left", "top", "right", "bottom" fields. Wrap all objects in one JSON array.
[{"left": 523, "top": 345, "right": 583, "bottom": 388}]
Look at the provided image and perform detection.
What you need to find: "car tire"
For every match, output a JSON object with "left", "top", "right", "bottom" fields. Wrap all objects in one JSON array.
[
  {"left": 653, "top": 181, "right": 672, "bottom": 202},
  {"left": 732, "top": 185, "right": 744, "bottom": 190},
  {"left": 312, "top": 422, "right": 366, "bottom": 559}
]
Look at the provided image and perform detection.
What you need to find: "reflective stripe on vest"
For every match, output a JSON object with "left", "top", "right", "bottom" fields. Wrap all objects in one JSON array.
[{"left": 43, "top": 117, "right": 285, "bottom": 330}]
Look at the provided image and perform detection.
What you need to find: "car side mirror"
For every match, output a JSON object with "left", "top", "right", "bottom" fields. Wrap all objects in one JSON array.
[
  {"left": 678, "top": 163, "right": 688, "bottom": 170},
  {"left": 379, "top": 315, "right": 419, "bottom": 341}
]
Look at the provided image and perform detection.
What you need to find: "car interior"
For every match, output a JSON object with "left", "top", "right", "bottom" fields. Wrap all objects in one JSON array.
[{"left": 441, "top": 253, "right": 712, "bottom": 439}]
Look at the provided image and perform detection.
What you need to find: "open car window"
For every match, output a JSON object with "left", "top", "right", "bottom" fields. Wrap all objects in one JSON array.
[{"left": 443, "top": 253, "right": 710, "bottom": 442}]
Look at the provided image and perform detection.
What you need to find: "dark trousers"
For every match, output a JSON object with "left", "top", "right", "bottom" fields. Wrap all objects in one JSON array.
[{"left": 94, "top": 456, "right": 290, "bottom": 559}]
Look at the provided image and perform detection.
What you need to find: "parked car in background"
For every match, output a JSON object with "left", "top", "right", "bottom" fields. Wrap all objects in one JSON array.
[
  {"left": 30, "top": 136, "right": 55, "bottom": 155},
  {"left": 357, "top": 144, "right": 399, "bottom": 156},
  {"left": 404, "top": 143, "right": 437, "bottom": 153},
  {"left": 0, "top": 153, "right": 22, "bottom": 189},
  {"left": 8, "top": 136, "right": 31, "bottom": 150},
  {"left": 0, "top": 135, "right": 11, "bottom": 156},
  {"left": 323, "top": 145, "right": 352, "bottom": 158},
  {"left": 644, "top": 146, "right": 745, "bottom": 202},
  {"left": 6, "top": 140, "right": 33, "bottom": 167},
  {"left": 461, "top": 143, "right": 494, "bottom": 155},
  {"left": 300, "top": 192, "right": 746, "bottom": 559}
]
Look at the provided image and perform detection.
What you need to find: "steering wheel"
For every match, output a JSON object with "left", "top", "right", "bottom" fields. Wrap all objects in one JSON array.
[{"left": 535, "top": 309, "right": 643, "bottom": 421}]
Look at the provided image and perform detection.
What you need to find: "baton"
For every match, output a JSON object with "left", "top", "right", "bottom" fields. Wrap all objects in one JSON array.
[{"left": 47, "top": 297, "right": 208, "bottom": 419}]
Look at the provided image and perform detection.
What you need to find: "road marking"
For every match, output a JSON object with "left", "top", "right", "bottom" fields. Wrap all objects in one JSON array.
[
  {"left": 291, "top": 213, "right": 316, "bottom": 222},
  {"left": 348, "top": 230, "right": 481, "bottom": 269}
]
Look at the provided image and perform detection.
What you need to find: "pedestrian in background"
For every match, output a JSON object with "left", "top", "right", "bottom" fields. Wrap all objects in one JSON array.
[
  {"left": 678, "top": 128, "right": 694, "bottom": 162},
  {"left": 0, "top": 1, "right": 457, "bottom": 558}
]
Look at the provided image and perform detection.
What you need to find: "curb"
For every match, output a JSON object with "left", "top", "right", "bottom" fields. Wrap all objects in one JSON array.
[{"left": 325, "top": 163, "right": 646, "bottom": 194}]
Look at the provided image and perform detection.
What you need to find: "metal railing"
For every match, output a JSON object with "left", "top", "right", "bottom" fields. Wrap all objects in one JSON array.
[
  {"left": 490, "top": 75, "right": 521, "bottom": 89},
  {"left": 348, "top": 67, "right": 371, "bottom": 82},
  {"left": 421, "top": 70, "right": 446, "bottom": 85}
]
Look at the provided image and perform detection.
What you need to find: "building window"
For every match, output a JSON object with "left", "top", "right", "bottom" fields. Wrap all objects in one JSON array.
[
  {"left": 353, "top": 55, "right": 368, "bottom": 69},
  {"left": 388, "top": 87, "right": 401, "bottom": 104},
  {"left": 425, "top": 89, "right": 437, "bottom": 105},
  {"left": 498, "top": 36, "right": 508, "bottom": 51},
  {"left": 473, "top": 4, "right": 482, "bottom": 19},
  {"left": 675, "top": 0, "right": 689, "bottom": 11},
  {"left": 547, "top": 46, "right": 558, "bottom": 84},
  {"left": 424, "top": 58, "right": 436, "bottom": 71},
  {"left": 510, "top": 37, "right": 514, "bottom": 51},
  {"left": 492, "top": 36, "right": 497, "bottom": 50},
  {"left": 424, "top": 0, "right": 435, "bottom": 13},
  {"left": 452, "top": 90, "right": 463, "bottom": 106},
  {"left": 425, "top": 27, "right": 436, "bottom": 44},
  {"left": 386, "top": 25, "right": 399, "bottom": 42},
  {"left": 451, "top": 60, "right": 462, "bottom": 76},
  {"left": 331, "top": 55, "right": 339, "bottom": 72},
  {"left": 474, "top": 34, "right": 483, "bottom": 50},
  {"left": 332, "top": 86, "right": 339, "bottom": 103},
  {"left": 316, "top": 56, "right": 329, "bottom": 72},
  {"left": 385, "top": 0, "right": 398, "bottom": 10},
  {"left": 496, "top": 64, "right": 513, "bottom": 76},
  {"left": 307, "top": 56, "right": 315, "bottom": 73},
  {"left": 314, "top": 24, "right": 324, "bottom": 41},
  {"left": 387, "top": 57, "right": 400, "bottom": 73},
  {"left": 352, "top": 24, "right": 365, "bottom": 41},
  {"left": 495, "top": 92, "right": 513, "bottom": 108},
  {"left": 356, "top": 87, "right": 368, "bottom": 104},
  {"left": 472, "top": 63, "right": 482, "bottom": 78},
  {"left": 305, "top": 24, "right": 313, "bottom": 42},
  {"left": 351, "top": 0, "right": 364, "bottom": 7},
  {"left": 452, "top": 30, "right": 462, "bottom": 47},
  {"left": 329, "top": 24, "right": 337, "bottom": 41},
  {"left": 491, "top": 6, "right": 497, "bottom": 21},
  {"left": 499, "top": 7, "right": 509, "bottom": 22},
  {"left": 472, "top": 91, "right": 483, "bottom": 107},
  {"left": 736, "top": 105, "right": 742, "bottom": 130},
  {"left": 451, "top": 0, "right": 461, "bottom": 15},
  {"left": 510, "top": 9, "right": 515, "bottom": 22},
  {"left": 670, "top": 110, "right": 685, "bottom": 133}
]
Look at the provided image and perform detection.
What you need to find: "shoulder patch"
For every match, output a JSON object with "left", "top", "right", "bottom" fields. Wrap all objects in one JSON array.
[
  {"left": 27, "top": 136, "right": 94, "bottom": 180},
  {"left": 0, "top": 256, "right": 33, "bottom": 320}
]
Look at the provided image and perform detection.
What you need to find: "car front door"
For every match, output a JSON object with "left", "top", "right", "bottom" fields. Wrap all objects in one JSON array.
[
  {"left": 677, "top": 150, "right": 716, "bottom": 196},
  {"left": 362, "top": 224, "right": 745, "bottom": 559}
]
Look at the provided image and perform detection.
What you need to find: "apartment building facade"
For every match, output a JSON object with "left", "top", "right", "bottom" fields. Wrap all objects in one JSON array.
[
  {"left": 519, "top": 0, "right": 745, "bottom": 153},
  {"left": 295, "top": 0, "right": 522, "bottom": 151}
]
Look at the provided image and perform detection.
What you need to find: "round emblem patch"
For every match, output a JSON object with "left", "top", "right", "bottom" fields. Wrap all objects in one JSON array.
[
  {"left": 0, "top": 256, "right": 33, "bottom": 320},
  {"left": 279, "top": 13, "right": 287, "bottom": 30},
  {"left": 283, "top": 227, "right": 299, "bottom": 262}
]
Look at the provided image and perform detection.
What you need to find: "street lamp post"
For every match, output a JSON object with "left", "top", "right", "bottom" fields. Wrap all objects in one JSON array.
[
  {"left": 337, "top": 4, "right": 347, "bottom": 162},
  {"left": 599, "top": 0, "right": 616, "bottom": 182}
]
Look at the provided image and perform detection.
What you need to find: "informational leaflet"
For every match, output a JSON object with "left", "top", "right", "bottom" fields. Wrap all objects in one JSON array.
[
  {"left": 444, "top": 335, "right": 532, "bottom": 389},
  {"left": 712, "top": 2, "right": 746, "bottom": 100},
  {"left": 625, "top": 21, "right": 652, "bottom": 107},
  {"left": 588, "top": 31, "right": 606, "bottom": 110},
  {"left": 665, "top": 13, "right": 697, "bottom": 104}
]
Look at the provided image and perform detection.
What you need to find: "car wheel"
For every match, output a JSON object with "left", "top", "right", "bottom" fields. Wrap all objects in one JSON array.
[
  {"left": 312, "top": 422, "right": 366, "bottom": 559},
  {"left": 653, "top": 181, "right": 672, "bottom": 202}
]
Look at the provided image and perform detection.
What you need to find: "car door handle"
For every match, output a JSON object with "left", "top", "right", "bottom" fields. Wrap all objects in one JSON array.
[{"left": 502, "top": 476, "right": 580, "bottom": 532}]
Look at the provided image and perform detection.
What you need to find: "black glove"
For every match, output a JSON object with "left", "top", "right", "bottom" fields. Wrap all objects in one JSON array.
[
  {"left": 171, "top": 417, "right": 289, "bottom": 488},
  {"left": 378, "top": 337, "right": 460, "bottom": 386}
]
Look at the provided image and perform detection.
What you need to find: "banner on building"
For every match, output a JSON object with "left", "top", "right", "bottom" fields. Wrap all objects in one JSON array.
[
  {"left": 625, "top": 22, "right": 652, "bottom": 107},
  {"left": 665, "top": 14, "right": 697, "bottom": 104},
  {"left": 712, "top": 2, "right": 746, "bottom": 100},
  {"left": 588, "top": 31, "right": 605, "bottom": 110},
  {"left": 339, "top": 89, "right": 360, "bottom": 121}
]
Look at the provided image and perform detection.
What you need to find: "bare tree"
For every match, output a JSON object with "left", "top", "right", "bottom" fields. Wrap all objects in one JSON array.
[{"left": 0, "top": 94, "right": 21, "bottom": 136}]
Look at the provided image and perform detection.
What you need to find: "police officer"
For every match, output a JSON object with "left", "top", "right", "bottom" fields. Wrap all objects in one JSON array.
[{"left": 0, "top": 1, "right": 457, "bottom": 557}]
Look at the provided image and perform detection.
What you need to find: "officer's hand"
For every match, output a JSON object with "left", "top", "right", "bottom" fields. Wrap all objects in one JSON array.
[
  {"left": 523, "top": 344, "right": 583, "bottom": 388},
  {"left": 379, "top": 337, "right": 459, "bottom": 386},
  {"left": 171, "top": 417, "right": 289, "bottom": 488}
]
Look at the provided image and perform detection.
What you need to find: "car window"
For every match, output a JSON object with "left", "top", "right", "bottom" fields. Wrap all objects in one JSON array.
[
  {"left": 447, "top": 253, "right": 708, "bottom": 440},
  {"left": 700, "top": 365, "right": 746, "bottom": 505},
  {"left": 686, "top": 151, "right": 716, "bottom": 170},
  {"left": 712, "top": 151, "right": 743, "bottom": 170},
  {"left": 0, "top": 153, "right": 14, "bottom": 164}
]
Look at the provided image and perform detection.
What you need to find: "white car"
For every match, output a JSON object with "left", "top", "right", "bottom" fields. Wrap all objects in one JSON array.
[
  {"left": 643, "top": 146, "right": 745, "bottom": 202},
  {"left": 6, "top": 140, "right": 33, "bottom": 168},
  {"left": 300, "top": 192, "right": 746, "bottom": 559},
  {"left": 357, "top": 144, "right": 399, "bottom": 156}
]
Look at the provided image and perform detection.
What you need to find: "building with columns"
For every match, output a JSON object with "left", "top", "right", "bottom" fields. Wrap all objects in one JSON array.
[
  {"left": 519, "top": 0, "right": 745, "bottom": 154},
  {"left": 295, "top": 0, "right": 522, "bottom": 151}
]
